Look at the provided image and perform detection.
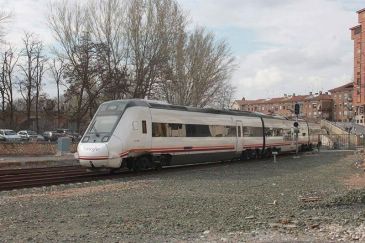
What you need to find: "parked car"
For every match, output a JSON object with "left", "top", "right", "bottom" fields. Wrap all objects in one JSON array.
[
  {"left": 43, "top": 131, "right": 59, "bottom": 142},
  {"left": 0, "top": 129, "right": 22, "bottom": 142},
  {"left": 17, "top": 130, "right": 45, "bottom": 141},
  {"left": 43, "top": 129, "right": 80, "bottom": 142},
  {"left": 56, "top": 128, "right": 81, "bottom": 142}
]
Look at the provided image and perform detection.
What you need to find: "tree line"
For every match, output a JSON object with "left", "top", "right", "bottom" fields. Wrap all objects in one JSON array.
[{"left": 0, "top": 0, "right": 236, "bottom": 132}]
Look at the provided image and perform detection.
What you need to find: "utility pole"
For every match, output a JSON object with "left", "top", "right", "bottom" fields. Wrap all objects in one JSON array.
[{"left": 294, "top": 103, "right": 300, "bottom": 158}]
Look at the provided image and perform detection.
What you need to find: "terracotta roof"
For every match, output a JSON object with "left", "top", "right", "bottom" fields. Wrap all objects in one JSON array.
[
  {"left": 328, "top": 82, "right": 353, "bottom": 93},
  {"left": 234, "top": 93, "right": 334, "bottom": 106},
  {"left": 234, "top": 99, "right": 265, "bottom": 105},
  {"left": 291, "top": 95, "right": 309, "bottom": 102},
  {"left": 308, "top": 94, "right": 332, "bottom": 101}
]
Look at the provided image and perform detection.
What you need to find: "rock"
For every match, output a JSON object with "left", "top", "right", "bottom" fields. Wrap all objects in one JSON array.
[
  {"left": 245, "top": 215, "right": 255, "bottom": 219},
  {"left": 283, "top": 224, "right": 297, "bottom": 229},
  {"left": 269, "top": 223, "right": 282, "bottom": 228},
  {"left": 352, "top": 235, "right": 360, "bottom": 241},
  {"left": 310, "top": 224, "right": 320, "bottom": 229},
  {"left": 203, "top": 230, "right": 210, "bottom": 235}
]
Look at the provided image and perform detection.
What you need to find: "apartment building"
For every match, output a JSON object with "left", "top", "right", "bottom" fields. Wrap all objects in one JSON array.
[
  {"left": 232, "top": 92, "right": 333, "bottom": 121},
  {"left": 351, "top": 9, "right": 365, "bottom": 123},
  {"left": 328, "top": 82, "right": 353, "bottom": 122}
]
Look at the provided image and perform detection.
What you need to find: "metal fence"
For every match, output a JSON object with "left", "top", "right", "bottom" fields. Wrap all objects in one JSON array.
[{"left": 319, "top": 134, "right": 365, "bottom": 150}]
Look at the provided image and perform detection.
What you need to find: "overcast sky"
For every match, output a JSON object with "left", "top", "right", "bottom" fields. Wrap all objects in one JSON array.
[{"left": 0, "top": 0, "right": 363, "bottom": 100}]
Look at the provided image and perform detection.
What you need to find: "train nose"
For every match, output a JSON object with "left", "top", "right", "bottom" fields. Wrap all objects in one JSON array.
[{"left": 78, "top": 143, "right": 109, "bottom": 167}]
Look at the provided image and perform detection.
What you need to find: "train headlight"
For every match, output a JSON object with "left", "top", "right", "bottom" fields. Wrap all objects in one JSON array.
[{"left": 102, "top": 136, "right": 109, "bottom": 142}]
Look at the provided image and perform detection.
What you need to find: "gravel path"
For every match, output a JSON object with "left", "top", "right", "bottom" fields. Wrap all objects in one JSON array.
[{"left": 0, "top": 151, "right": 364, "bottom": 242}]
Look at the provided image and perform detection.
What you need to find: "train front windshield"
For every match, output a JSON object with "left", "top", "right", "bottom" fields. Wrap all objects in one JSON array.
[{"left": 82, "top": 101, "right": 127, "bottom": 143}]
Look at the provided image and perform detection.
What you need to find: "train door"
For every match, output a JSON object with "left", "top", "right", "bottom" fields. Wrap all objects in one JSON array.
[
  {"left": 129, "top": 107, "right": 152, "bottom": 150},
  {"left": 236, "top": 121, "right": 243, "bottom": 153}
]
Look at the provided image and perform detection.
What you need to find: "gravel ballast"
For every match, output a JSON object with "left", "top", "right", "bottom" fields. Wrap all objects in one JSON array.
[{"left": 0, "top": 151, "right": 364, "bottom": 242}]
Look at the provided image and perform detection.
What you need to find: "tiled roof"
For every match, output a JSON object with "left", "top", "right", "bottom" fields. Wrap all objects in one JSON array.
[
  {"left": 234, "top": 93, "right": 336, "bottom": 106},
  {"left": 328, "top": 82, "right": 353, "bottom": 93}
]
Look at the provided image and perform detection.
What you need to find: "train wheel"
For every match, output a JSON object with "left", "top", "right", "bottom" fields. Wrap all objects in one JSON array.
[
  {"left": 139, "top": 156, "right": 152, "bottom": 170},
  {"left": 240, "top": 151, "right": 248, "bottom": 161},
  {"left": 155, "top": 163, "right": 162, "bottom": 171},
  {"left": 126, "top": 160, "right": 133, "bottom": 171},
  {"left": 265, "top": 148, "right": 272, "bottom": 158}
]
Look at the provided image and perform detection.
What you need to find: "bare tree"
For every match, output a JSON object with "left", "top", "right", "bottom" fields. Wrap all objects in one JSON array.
[
  {"left": 125, "top": 0, "right": 186, "bottom": 98},
  {"left": 48, "top": 1, "right": 102, "bottom": 131},
  {"left": 0, "top": 47, "right": 19, "bottom": 127},
  {"left": 18, "top": 32, "right": 41, "bottom": 129},
  {"left": 49, "top": 57, "right": 65, "bottom": 128},
  {"left": 88, "top": 0, "right": 129, "bottom": 100},
  {"left": 34, "top": 43, "right": 47, "bottom": 132},
  {"left": 211, "top": 82, "right": 236, "bottom": 109},
  {"left": 161, "top": 27, "right": 235, "bottom": 107},
  {"left": 0, "top": 11, "right": 11, "bottom": 42}
]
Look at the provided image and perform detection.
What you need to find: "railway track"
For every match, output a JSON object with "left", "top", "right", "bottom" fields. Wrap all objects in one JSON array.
[
  {"left": 0, "top": 152, "right": 302, "bottom": 192},
  {"left": 0, "top": 160, "right": 236, "bottom": 191},
  {"left": 0, "top": 166, "right": 118, "bottom": 191}
]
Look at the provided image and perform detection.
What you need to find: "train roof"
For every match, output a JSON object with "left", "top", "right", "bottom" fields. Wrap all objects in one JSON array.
[{"left": 107, "top": 99, "right": 297, "bottom": 121}]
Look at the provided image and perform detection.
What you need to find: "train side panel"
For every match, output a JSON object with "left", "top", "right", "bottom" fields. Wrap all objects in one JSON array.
[{"left": 149, "top": 108, "right": 238, "bottom": 165}]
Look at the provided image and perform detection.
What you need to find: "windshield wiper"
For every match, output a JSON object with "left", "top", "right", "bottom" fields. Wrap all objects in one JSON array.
[{"left": 91, "top": 125, "right": 100, "bottom": 137}]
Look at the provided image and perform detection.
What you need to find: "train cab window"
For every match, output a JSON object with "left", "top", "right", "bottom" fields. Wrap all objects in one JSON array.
[{"left": 142, "top": 120, "right": 147, "bottom": 134}]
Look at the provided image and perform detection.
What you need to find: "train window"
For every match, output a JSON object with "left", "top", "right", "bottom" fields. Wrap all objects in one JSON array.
[
  {"left": 243, "top": 127, "right": 263, "bottom": 137},
  {"left": 152, "top": 123, "right": 238, "bottom": 137},
  {"left": 238, "top": 126, "right": 241, "bottom": 137},
  {"left": 142, "top": 120, "right": 147, "bottom": 134},
  {"left": 209, "top": 125, "right": 225, "bottom": 137},
  {"left": 167, "top": 123, "right": 185, "bottom": 137},
  {"left": 226, "top": 126, "right": 237, "bottom": 137},
  {"left": 265, "top": 128, "right": 288, "bottom": 137},
  {"left": 152, "top": 123, "right": 167, "bottom": 137},
  {"left": 186, "top": 124, "right": 211, "bottom": 137}
]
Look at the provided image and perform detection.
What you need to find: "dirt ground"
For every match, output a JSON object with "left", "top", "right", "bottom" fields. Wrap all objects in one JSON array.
[{"left": 0, "top": 151, "right": 365, "bottom": 242}]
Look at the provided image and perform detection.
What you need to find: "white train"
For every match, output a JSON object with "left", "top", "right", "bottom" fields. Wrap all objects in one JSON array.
[{"left": 76, "top": 99, "right": 322, "bottom": 170}]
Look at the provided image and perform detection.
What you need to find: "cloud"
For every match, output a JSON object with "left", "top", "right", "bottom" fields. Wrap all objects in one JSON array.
[
  {"left": 0, "top": 0, "right": 361, "bottom": 101},
  {"left": 178, "top": 0, "right": 359, "bottom": 99}
]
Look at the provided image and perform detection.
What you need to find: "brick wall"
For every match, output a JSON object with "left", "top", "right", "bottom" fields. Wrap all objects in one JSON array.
[{"left": 0, "top": 143, "right": 77, "bottom": 156}]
